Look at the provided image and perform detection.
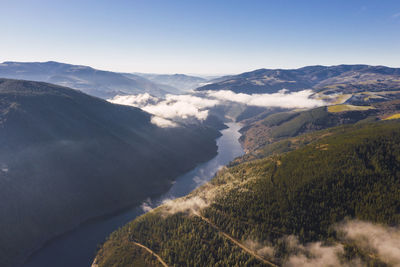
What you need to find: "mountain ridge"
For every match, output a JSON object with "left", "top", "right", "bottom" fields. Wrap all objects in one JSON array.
[{"left": 196, "top": 64, "right": 400, "bottom": 94}]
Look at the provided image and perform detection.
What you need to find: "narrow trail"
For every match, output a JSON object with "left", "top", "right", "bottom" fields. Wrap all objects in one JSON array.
[
  {"left": 225, "top": 171, "right": 237, "bottom": 181},
  {"left": 132, "top": 241, "right": 169, "bottom": 267},
  {"left": 193, "top": 211, "right": 279, "bottom": 267}
]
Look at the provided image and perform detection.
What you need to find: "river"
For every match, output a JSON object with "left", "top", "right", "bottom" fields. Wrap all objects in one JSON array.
[{"left": 24, "top": 122, "right": 244, "bottom": 267}]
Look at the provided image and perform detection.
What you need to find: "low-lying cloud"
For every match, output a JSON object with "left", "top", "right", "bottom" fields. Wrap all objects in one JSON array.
[
  {"left": 337, "top": 220, "right": 400, "bottom": 266},
  {"left": 161, "top": 196, "right": 209, "bottom": 214},
  {"left": 283, "top": 236, "right": 346, "bottom": 267},
  {"left": 150, "top": 116, "right": 178, "bottom": 128},
  {"left": 244, "top": 239, "right": 275, "bottom": 259},
  {"left": 207, "top": 89, "right": 324, "bottom": 109},
  {"left": 109, "top": 90, "right": 325, "bottom": 127},
  {"left": 140, "top": 198, "right": 153, "bottom": 213},
  {"left": 282, "top": 220, "right": 400, "bottom": 266},
  {"left": 109, "top": 93, "right": 218, "bottom": 127},
  {"left": 159, "top": 177, "right": 224, "bottom": 216},
  {"left": 109, "top": 93, "right": 159, "bottom": 107}
]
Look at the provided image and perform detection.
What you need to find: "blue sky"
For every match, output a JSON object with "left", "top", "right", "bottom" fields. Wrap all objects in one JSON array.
[{"left": 1, "top": 0, "right": 400, "bottom": 74}]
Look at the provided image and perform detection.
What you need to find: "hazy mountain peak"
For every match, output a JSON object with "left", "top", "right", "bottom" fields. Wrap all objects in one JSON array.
[{"left": 0, "top": 61, "right": 177, "bottom": 98}]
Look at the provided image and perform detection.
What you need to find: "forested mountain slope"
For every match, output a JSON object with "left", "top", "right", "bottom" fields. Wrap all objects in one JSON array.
[
  {"left": 0, "top": 79, "right": 220, "bottom": 267},
  {"left": 239, "top": 99, "right": 400, "bottom": 152},
  {"left": 94, "top": 120, "right": 400, "bottom": 267}
]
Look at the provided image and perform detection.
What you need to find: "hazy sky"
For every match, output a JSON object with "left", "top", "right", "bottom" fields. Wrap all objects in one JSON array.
[{"left": 1, "top": 0, "right": 400, "bottom": 74}]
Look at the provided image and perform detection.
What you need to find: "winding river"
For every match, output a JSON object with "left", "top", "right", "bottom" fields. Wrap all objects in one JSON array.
[{"left": 24, "top": 122, "right": 244, "bottom": 267}]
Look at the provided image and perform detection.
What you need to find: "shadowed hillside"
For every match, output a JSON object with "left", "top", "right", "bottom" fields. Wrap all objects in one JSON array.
[{"left": 0, "top": 79, "right": 220, "bottom": 267}]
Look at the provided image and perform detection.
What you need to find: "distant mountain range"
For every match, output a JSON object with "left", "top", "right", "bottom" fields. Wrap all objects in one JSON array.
[
  {"left": 0, "top": 61, "right": 180, "bottom": 98},
  {"left": 4, "top": 62, "right": 399, "bottom": 100},
  {"left": 0, "top": 79, "right": 221, "bottom": 267},
  {"left": 196, "top": 65, "right": 400, "bottom": 94},
  {"left": 134, "top": 73, "right": 209, "bottom": 91}
]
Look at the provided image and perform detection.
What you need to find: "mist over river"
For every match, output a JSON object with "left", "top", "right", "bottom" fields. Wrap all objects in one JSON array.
[{"left": 24, "top": 122, "right": 244, "bottom": 267}]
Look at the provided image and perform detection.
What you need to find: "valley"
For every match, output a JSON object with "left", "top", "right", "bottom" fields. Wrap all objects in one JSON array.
[
  {"left": 1, "top": 63, "right": 400, "bottom": 267},
  {"left": 0, "top": 79, "right": 221, "bottom": 267},
  {"left": 94, "top": 120, "right": 400, "bottom": 267},
  {"left": 23, "top": 123, "right": 244, "bottom": 267},
  {"left": 3, "top": 2, "right": 400, "bottom": 266},
  {"left": 89, "top": 65, "right": 400, "bottom": 267}
]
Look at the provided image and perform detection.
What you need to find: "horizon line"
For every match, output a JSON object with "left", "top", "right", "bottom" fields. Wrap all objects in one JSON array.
[{"left": 1, "top": 59, "right": 400, "bottom": 77}]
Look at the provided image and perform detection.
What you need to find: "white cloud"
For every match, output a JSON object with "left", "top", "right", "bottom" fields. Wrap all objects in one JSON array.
[
  {"left": 150, "top": 116, "right": 178, "bottom": 128},
  {"left": 161, "top": 196, "right": 209, "bottom": 214},
  {"left": 109, "top": 93, "right": 159, "bottom": 107},
  {"left": 337, "top": 220, "right": 400, "bottom": 266},
  {"left": 109, "top": 89, "right": 325, "bottom": 127},
  {"left": 143, "top": 100, "right": 210, "bottom": 120},
  {"left": 166, "top": 94, "right": 219, "bottom": 109},
  {"left": 244, "top": 239, "right": 275, "bottom": 258},
  {"left": 140, "top": 198, "right": 153, "bottom": 213},
  {"left": 284, "top": 239, "right": 345, "bottom": 267},
  {"left": 206, "top": 89, "right": 325, "bottom": 109},
  {"left": 283, "top": 220, "right": 400, "bottom": 266},
  {"left": 109, "top": 93, "right": 219, "bottom": 127}
]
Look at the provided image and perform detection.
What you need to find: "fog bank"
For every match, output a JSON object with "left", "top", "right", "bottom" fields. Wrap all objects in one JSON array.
[{"left": 109, "top": 90, "right": 325, "bottom": 127}]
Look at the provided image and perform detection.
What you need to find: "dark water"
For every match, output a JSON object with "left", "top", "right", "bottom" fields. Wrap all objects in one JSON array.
[{"left": 24, "top": 122, "right": 244, "bottom": 267}]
